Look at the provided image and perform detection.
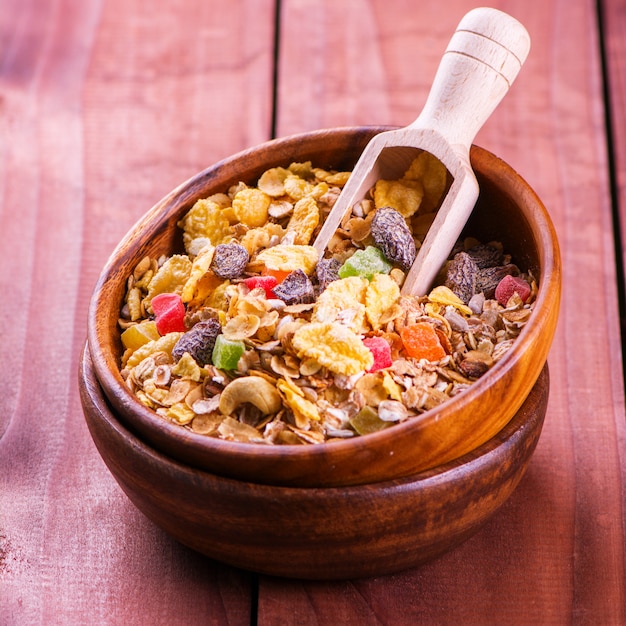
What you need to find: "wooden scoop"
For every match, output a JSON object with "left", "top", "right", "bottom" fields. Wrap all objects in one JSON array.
[{"left": 312, "top": 7, "right": 530, "bottom": 295}]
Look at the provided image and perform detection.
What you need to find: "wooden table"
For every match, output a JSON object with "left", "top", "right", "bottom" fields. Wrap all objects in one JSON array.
[{"left": 1, "top": 0, "right": 625, "bottom": 623}]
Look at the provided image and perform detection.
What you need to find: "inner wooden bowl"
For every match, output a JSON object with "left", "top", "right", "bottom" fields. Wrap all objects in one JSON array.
[
  {"left": 80, "top": 344, "right": 549, "bottom": 580},
  {"left": 87, "top": 127, "right": 560, "bottom": 488}
]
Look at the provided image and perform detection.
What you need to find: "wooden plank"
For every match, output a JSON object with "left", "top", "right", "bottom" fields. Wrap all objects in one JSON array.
[
  {"left": 0, "top": 0, "right": 274, "bottom": 622},
  {"left": 603, "top": 0, "right": 626, "bottom": 318},
  {"left": 263, "top": 0, "right": 626, "bottom": 623}
]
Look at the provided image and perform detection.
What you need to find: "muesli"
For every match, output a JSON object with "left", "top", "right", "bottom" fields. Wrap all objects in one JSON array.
[{"left": 118, "top": 153, "right": 536, "bottom": 444}]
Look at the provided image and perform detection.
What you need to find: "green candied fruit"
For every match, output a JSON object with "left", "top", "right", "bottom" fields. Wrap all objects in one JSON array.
[
  {"left": 349, "top": 406, "right": 392, "bottom": 436},
  {"left": 211, "top": 335, "right": 245, "bottom": 370},
  {"left": 338, "top": 246, "right": 393, "bottom": 281}
]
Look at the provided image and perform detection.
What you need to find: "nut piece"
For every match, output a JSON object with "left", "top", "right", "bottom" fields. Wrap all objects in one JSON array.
[{"left": 219, "top": 377, "right": 282, "bottom": 416}]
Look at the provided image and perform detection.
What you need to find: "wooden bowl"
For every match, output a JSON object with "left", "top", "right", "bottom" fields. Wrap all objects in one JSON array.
[
  {"left": 87, "top": 127, "right": 560, "bottom": 487},
  {"left": 80, "top": 344, "right": 549, "bottom": 580}
]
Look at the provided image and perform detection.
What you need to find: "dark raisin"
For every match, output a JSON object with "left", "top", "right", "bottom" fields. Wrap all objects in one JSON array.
[
  {"left": 172, "top": 318, "right": 221, "bottom": 365},
  {"left": 445, "top": 251, "right": 479, "bottom": 303},
  {"left": 316, "top": 257, "right": 341, "bottom": 290},
  {"left": 466, "top": 243, "right": 504, "bottom": 269},
  {"left": 370, "top": 207, "right": 416, "bottom": 271},
  {"left": 211, "top": 243, "right": 249, "bottom": 279},
  {"left": 476, "top": 264, "right": 520, "bottom": 299},
  {"left": 273, "top": 269, "right": 315, "bottom": 305}
]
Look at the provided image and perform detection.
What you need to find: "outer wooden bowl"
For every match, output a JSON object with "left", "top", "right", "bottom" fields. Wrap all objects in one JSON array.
[
  {"left": 80, "top": 344, "right": 549, "bottom": 580},
  {"left": 87, "top": 127, "right": 560, "bottom": 488}
]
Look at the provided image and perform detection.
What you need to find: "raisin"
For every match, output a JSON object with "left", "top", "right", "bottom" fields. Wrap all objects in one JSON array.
[
  {"left": 172, "top": 318, "right": 221, "bottom": 365},
  {"left": 370, "top": 207, "right": 416, "bottom": 271},
  {"left": 316, "top": 257, "right": 341, "bottom": 290},
  {"left": 476, "top": 264, "right": 519, "bottom": 299},
  {"left": 211, "top": 243, "right": 249, "bottom": 279},
  {"left": 465, "top": 243, "right": 504, "bottom": 269},
  {"left": 444, "top": 251, "right": 478, "bottom": 304},
  {"left": 273, "top": 269, "right": 315, "bottom": 305}
]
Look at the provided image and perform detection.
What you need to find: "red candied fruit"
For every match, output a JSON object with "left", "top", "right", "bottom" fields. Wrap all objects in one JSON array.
[
  {"left": 151, "top": 292, "right": 187, "bottom": 335},
  {"left": 495, "top": 274, "right": 531, "bottom": 306},
  {"left": 244, "top": 275, "right": 278, "bottom": 299},
  {"left": 363, "top": 336, "right": 393, "bottom": 371}
]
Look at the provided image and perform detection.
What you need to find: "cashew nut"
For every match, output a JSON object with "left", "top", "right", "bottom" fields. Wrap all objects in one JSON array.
[{"left": 218, "top": 377, "right": 282, "bottom": 416}]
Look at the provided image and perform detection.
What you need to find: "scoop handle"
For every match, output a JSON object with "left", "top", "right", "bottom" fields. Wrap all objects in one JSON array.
[{"left": 410, "top": 7, "right": 530, "bottom": 151}]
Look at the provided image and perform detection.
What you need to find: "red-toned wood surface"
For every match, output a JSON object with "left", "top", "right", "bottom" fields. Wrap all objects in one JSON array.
[{"left": 1, "top": 0, "right": 625, "bottom": 624}]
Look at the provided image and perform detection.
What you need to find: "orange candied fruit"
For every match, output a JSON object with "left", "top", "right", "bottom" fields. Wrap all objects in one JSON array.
[
  {"left": 400, "top": 322, "right": 446, "bottom": 361},
  {"left": 261, "top": 267, "right": 292, "bottom": 283}
]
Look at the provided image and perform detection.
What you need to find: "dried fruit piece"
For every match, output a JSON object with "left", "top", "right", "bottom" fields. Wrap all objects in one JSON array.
[
  {"left": 172, "top": 318, "right": 222, "bottom": 365},
  {"left": 273, "top": 269, "right": 315, "bottom": 305},
  {"left": 151, "top": 293, "right": 187, "bottom": 334},
  {"left": 244, "top": 275, "right": 278, "bottom": 298},
  {"left": 338, "top": 246, "right": 393, "bottom": 281},
  {"left": 363, "top": 337, "right": 393, "bottom": 371},
  {"left": 121, "top": 320, "right": 160, "bottom": 351},
  {"left": 211, "top": 242, "right": 250, "bottom": 279},
  {"left": 400, "top": 322, "right": 446, "bottom": 361},
  {"left": 466, "top": 243, "right": 504, "bottom": 269},
  {"left": 445, "top": 251, "right": 479, "bottom": 304},
  {"left": 477, "top": 264, "right": 520, "bottom": 299},
  {"left": 370, "top": 207, "right": 417, "bottom": 271},
  {"left": 495, "top": 274, "right": 531, "bottom": 306},
  {"left": 350, "top": 406, "right": 391, "bottom": 435},
  {"left": 212, "top": 334, "right": 245, "bottom": 370},
  {"left": 316, "top": 257, "right": 341, "bottom": 290}
]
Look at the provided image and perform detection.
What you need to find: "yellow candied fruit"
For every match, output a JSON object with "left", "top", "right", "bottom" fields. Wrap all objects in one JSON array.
[
  {"left": 292, "top": 322, "right": 374, "bottom": 376},
  {"left": 145, "top": 255, "right": 192, "bottom": 307},
  {"left": 365, "top": 273, "right": 401, "bottom": 331},
  {"left": 178, "top": 199, "right": 232, "bottom": 252},
  {"left": 373, "top": 179, "right": 424, "bottom": 218},
  {"left": 286, "top": 196, "right": 319, "bottom": 245},
  {"left": 232, "top": 188, "right": 271, "bottom": 228},
  {"left": 124, "top": 332, "right": 184, "bottom": 368},
  {"left": 254, "top": 244, "right": 318, "bottom": 274},
  {"left": 121, "top": 320, "right": 160, "bottom": 352}
]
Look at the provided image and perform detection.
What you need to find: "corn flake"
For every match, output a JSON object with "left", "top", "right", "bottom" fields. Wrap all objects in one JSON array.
[
  {"left": 232, "top": 188, "right": 271, "bottom": 228},
  {"left": 313, "top": 276, "right": 368, "bottom": 332},
  {"left": 145, "top": 255, "right": 192, "bottom": 306},
  {"left": 373, "top": 179, "right": 424, "bottom": 218},
  {"left": 254, "top": 244, "right": 318, "bottom": 274},
  {"left": 177, "top": 199, "right": 232, "bottom": 252},
  {"left": 181, "top": 245, "right": 215, "bottom": 303},
  {"left": 277, "top": 378, "right": 320, "bottom": 427},
  {"left": 365, "top": 273, "right": 401, "bottom": 330},
  {"left": 428, "top": 285, "right": 472, "bottom": 316},
  {"left": 286, "top": 196, "right": 319, "bottom": 245},
  {"left": 292, "top": 322, "right": 373, "bottom": 375},
  {"left": 402, "top": 152, "right": 448, "bottom": 212},
  {"left": 125, "top": 333, "right": 183, "bottom": 368},
  {"left": 257, "top": 166, "right": 290, "bottom": 197}
]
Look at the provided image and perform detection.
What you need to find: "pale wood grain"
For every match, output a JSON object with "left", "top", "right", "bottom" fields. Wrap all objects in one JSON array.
[
  {"left": 264, "top": 0, "right": 626, "bottom": 623},
  {"left": 0, "top": 0, "right": 274, "bottom": 622}
]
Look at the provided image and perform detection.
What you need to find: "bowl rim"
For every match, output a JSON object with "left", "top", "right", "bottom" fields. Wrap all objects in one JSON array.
[{"left": 87, "top": 126, "right": 561, "bottom": 472}]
